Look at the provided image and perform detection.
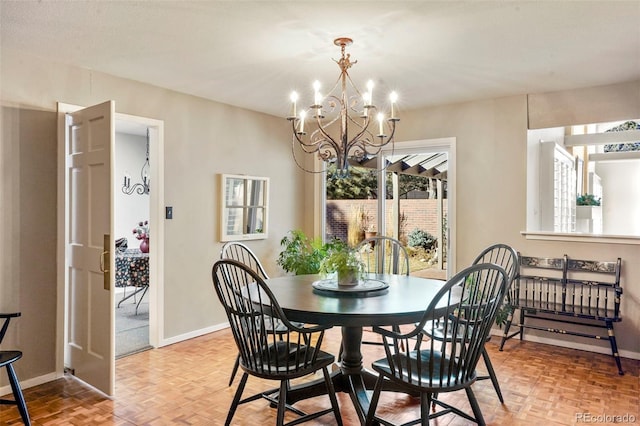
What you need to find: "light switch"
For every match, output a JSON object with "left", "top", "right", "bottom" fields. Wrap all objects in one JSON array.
[{"left": 166, "top": 206, "right": 173, "bottom": 219}]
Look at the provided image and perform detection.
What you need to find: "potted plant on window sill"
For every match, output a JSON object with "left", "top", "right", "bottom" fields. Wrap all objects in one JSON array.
[
  {"left": 576, "top": 194, "right": 602, "bottom": 220},
  {"left": 320, "top": 240, "right": 365, "bottom": 287}
]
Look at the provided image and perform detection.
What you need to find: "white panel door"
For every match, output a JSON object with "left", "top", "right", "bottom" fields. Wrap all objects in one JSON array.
[{"left": 65, "top": 101, "right": 115, "bottom": 395}]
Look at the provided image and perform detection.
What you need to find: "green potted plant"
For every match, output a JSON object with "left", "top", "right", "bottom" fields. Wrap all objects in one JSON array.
[
  {"left": 576, "top": 194, "right": 602, "bottom": 233},
  {"left": 319, "top": 240, "right": 365, "bottom": 286},
  {"left": 277, "top": 230, "right": 343, "bottom": 275},
  {"left": 576, "top": 193, "right": 601, "bottom": 206}
]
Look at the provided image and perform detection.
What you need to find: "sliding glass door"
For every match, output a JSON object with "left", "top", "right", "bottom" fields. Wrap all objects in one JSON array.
[{"left": 324, "top": 138, "right": 455, "bottom": 279}]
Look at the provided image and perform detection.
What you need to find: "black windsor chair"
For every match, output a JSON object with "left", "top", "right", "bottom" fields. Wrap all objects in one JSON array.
[
  {"left": 0, "top": 312, "right": 31, "bottom": 425},
  {"left": 355, "top": 236, "right": 410, "bottom": 353},
  {"left": 220, "top": 241, "right": 275, "bottom": 386},
  {"left": 420, "top": 243, "right": 518, "bottom": 404},
  {"left": 211, "top": 259, "right": 343, "bottom": 426},
  {"left": 365, "top": 262, "right": 509, "bottom": 426}
]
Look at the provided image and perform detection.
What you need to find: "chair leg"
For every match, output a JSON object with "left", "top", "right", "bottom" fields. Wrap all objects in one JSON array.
[
  {"left": 420, "top": 392, "right": 431, "bottom": 426},
  {"left": 228, "top": 354, "right": 240, "bottom": 386},
  {"left": 481, "top": 348, "right": 504, "bottom": 403},
  {"left": 225, "top": 372, "right": 248, "bottom": 426},
  {"left": 6, "top": 364, "right": 30, "bottom": 426},
  {"left": 322, "top": 366, "right": 343, "bottom": 426},
  {"left": 276, "top": 379, "right": 287, "bottom": 426},
  {"left": 365, "top": 375, "right": 384, "bottom": 426},
  {"left": 465, "top": 386, "right": 486, "bottom": 426},
  {"left": 499, "top": 307, "right": 514, "bottom": 350}
]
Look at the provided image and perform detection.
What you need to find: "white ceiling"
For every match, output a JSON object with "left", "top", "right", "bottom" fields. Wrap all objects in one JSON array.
[{"left": 2, "top": 1, "right": 639, "bottom": 119}]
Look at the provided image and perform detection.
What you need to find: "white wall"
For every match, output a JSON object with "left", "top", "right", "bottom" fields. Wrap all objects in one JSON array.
[
  {"left": 0, "top": 48, "right": 306, "bottom": 387},
  {"left": 380, "top": 85, "right": 640, "bottom": 360},
  {"left": 114, "top": 132, "right": 150, "bottom": 247},
  {"left": 596, "top": 159, "right": 640, "bottom": 235},
  {"left": 526, "top": 127, "right": 565, "bottom": 232},
  {"left": 2, "top": 46, "right": 639, "bottom": 390}
]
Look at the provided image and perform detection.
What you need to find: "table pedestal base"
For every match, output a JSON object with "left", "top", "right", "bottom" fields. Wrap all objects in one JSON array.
[{"left": 284, "top": 326, "right": 412, "bottom": 425}]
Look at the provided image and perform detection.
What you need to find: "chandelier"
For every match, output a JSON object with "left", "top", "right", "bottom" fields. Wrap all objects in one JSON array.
[
  {"left": 287, "top": 37, "right": 399, "bottom": 178},
  {"left": 122, "top": 129, "right": 150, "bottom": 195}
]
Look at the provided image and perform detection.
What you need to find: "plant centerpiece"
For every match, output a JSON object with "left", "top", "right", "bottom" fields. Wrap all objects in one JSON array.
[{"left": 320, "top": 240, "right": 365, "bottom": 286}]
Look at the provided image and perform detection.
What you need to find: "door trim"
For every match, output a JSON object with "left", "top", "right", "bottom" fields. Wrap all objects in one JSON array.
[
  {"left": 319, "top": 138, "right": 456, "bottom": 276},
  {"left": 379, "top": 138, "right": 456, "bottom": 277},
  {"left": 56, "top": 103, "right": 165, "bottom": 379}
]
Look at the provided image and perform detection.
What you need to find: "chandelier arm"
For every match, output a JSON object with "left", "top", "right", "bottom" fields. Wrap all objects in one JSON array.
[
  {"left": 289, "top": 117, "right": 341, "bottom": 154},
  {"left": 289, "top": 119, "right": 320, "bottom": 150},
  {"left": 344, "top": 72, "right": 365, "bottom": 98},
  {"left": 290, "top": 136, "right": 326, "bottom": 174},
  {"left": 290, "top": 117, "right": 343, "bottom": 165},
  {"left": 313, "top": 117, "right": 341, "bottom": 154},
  {"left": 384, "top": 119, "right": 398, "bottom": 143},
  {"left": 346, "top": 119, "right": 396, "bottom": 161}
]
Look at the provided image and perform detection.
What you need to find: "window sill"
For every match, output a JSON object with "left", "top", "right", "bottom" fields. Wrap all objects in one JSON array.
[{"left": 522, "top": 231, "right": 640, "bottom": 245}]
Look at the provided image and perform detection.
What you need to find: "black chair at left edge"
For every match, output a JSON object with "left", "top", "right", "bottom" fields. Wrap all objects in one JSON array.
[
  {"left": 211, "top": 259, "right": 343, "bottom": 426},
  {"left": 0, "top": 312, "right": 31, "bottom": 425}
]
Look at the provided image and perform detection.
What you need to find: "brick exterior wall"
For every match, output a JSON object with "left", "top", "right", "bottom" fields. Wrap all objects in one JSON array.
[{"left": 326, "top": 199, "right": 448, "bottom": 245}]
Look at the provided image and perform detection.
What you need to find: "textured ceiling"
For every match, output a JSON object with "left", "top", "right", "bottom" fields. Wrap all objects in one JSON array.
[{"left": 2, "top": 1, "right": 639, "bottom": 118}]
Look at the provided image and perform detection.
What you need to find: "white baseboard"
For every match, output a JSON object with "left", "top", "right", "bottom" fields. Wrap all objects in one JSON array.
[
  {"left": 1, "top": 323, "right": 231, "bottom": 396},
  {"left": 157, "top": 322, "right": 229, "bottom": 347},
  {"left": 489, "top": 328, "right": 640, "bottom": 360},
  {"left": 0, "top": 371, "right": 60, "bottom": 396}
]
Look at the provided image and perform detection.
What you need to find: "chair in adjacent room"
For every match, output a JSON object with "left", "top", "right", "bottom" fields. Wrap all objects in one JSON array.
[
  {"left": 355, "top": 236, "right": 410, "bottom": 353},
  {"left": 0, "top": 312, "right": 31, "bottom": 426},
  {"left": 365, "top": 262, "right": 509, "bottom": 426},
  {"left": 420, "top": 243, "right": 518, "bottom": 404},
  {"left": 211, "top": 259, "right": 343, "bottom": 426}
]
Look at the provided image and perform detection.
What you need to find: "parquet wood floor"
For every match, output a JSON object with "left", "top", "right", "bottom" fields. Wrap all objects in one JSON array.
[{"left": 1, "top": 327, "right": 638, "bottom": 425}]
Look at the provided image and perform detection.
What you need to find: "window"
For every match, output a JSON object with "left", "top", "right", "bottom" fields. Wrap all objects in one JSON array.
[
  {"left": 527, "top": 119, "right": 640, "bottom": 237},
  {"left": 220, "top": 174, "right": 269, "bottom": 241}
]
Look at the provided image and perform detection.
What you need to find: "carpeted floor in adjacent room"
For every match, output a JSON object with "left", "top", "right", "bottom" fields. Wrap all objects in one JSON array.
[{"left": 115, "top": 289, "right": 151, "bottom": 359}]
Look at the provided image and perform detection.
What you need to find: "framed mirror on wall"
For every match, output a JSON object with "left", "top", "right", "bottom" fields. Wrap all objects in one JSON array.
[{"left": 220, "top": 174, "right": 269, "bottom": 241}]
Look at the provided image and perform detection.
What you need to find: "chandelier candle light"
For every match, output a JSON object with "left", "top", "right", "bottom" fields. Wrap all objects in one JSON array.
[{"left": 287, "top": 37, "right": 399, "bottom": 178}]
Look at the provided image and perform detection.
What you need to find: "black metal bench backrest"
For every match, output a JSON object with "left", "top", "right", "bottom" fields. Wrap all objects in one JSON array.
[
  {"left": 511, "top": 255, "right": 565, "bottom": 313},
  {"left": 515, "top": 254, "right": 622, "bottom": 322},
  {"left": 564, "top": 257, "right": 622, "bottom": 321}
]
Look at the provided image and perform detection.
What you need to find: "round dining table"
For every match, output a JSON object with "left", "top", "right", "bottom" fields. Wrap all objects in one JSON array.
[{"left": 263, "top": 273, "right": 446, "bottom": 425}]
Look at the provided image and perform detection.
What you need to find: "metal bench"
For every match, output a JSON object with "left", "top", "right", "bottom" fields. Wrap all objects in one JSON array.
[{"left": 499, "top": 254, "right": 624, "bottom": 375}]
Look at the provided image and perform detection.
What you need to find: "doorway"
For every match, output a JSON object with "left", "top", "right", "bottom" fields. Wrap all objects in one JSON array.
[
  {"left": 324, "top": 138, "right": 456, "bottom": 278},
  {"left": 114, "top": 125, "right": 152, "bottom": 358},
  {"left": 56, "top": 102, "right": 165, "bottom": 395}
]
